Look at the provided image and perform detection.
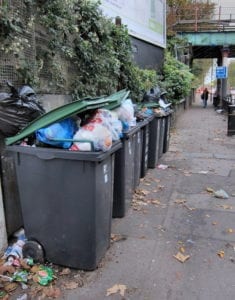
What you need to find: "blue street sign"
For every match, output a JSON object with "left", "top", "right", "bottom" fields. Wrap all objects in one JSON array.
[{"left": 216, "top": 66, "right": 227, "bottom": 79}]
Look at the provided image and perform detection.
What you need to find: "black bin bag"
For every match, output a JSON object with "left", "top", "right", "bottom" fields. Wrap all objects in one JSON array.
[{"left": 0, "top": 82, "right": 45, "bottom": 137}]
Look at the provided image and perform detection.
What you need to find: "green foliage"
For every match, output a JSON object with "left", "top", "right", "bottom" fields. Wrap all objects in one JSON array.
[
  {"left": 167, "top": 36, "right": 189, "bottom": 56},
  {"left": 162, "top": 51, "right": 194, "bottom": 103},
  {"left": 0, "top": 0, "right": 159, "bottom": 100},
  {"left": 36, "top": 0, "right": 160, "bottom": 100}
]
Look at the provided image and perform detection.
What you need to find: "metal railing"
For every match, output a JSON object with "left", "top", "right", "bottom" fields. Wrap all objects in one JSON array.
[{"left": 168, "top": 6, "right": 235, "bottom": 32}]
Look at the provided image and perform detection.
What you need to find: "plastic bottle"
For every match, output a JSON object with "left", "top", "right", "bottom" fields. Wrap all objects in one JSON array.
[{"left": 4, "top": 239, "right": 25, "bottom": 265}]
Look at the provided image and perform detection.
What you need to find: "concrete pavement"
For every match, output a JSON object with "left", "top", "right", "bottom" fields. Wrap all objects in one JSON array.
[{"left": 63, "top": 98, "right": 235, "bottom": 300}]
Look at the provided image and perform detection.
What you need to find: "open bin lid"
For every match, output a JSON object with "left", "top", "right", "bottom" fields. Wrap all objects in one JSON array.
[{"left": 5, "top": 90, "right": 130, "bottom": 146}]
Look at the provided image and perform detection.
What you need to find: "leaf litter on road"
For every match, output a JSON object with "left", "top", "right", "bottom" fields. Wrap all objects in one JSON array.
[
  {"left": 106, "top": 284, "right": 127, "bottom": 297},
  {"left": 173, "top": 252, "right": 190, "bottom": 263}
]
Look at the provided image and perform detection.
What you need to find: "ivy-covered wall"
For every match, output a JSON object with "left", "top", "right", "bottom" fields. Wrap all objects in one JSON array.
[{"left": 0, "top": 0, "right": 160, "bottom": 102}]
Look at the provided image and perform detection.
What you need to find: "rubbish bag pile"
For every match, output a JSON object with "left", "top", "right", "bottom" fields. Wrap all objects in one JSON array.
[
  {"left": 0, "top": 82, "right": 45, "bottom": 137},
  {"left": 3, "top": 85, "right": 173, "bottom": 151},
  {"left": 34, "top": 97, "right": 136, "bottom": 151},
  {"left": 141, "top": 86, "right": 173, "bottom": 117}
]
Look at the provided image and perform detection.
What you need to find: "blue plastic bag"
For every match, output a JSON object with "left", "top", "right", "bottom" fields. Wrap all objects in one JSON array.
[{"left": 36, "top": 118, "right": 78, "bottom": 149}]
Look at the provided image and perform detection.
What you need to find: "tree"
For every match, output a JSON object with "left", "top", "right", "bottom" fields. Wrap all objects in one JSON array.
[{"left": 167, "top": 0, "right": 216, "bottom": 35}]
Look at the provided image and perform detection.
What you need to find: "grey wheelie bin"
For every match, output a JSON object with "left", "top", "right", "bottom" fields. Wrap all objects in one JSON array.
[
  {"left": 7, "top": 142, "right": 121, "bottom": 270},
  {"left": 0, "top": 134, "right": 23, "bottom": 237},
  {"left": 112, "top": 126, "right": 140, "bottom": 218},
  {"left": 133, "top": 125, "right": 142, "bottom": 189},
  {"left": 139, "top": 116, "right": 153, "bottom": 177},
  {"left": 158, "top": 116, "right": 166, "bottom": 159},
  {"left": 163, "top": 112, "right": 171, "bottom": 153},
  {"left": 228, "top": 105, "right": 235, "bottom": 136},
  {"left": 148, "top": 114, "right": 161, "bottom": 168}
]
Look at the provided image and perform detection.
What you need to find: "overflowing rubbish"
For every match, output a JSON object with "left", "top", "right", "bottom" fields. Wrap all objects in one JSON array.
[
  {"left": 72, "top": 109, "right": 122, "bottom": 152},
  {"left": 3, "top": 87, "right": 173, "bottom": 152}
]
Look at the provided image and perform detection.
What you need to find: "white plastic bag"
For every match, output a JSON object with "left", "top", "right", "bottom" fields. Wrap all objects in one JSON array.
[
  {"left": 72, "top": 123, "right": 112, "bottom": 152},
  {"left": 90, "top": 109, "right": 123, "bottom": 141},
  {"left": 114, "top": 98, "right": 136, "bottom": 129}
]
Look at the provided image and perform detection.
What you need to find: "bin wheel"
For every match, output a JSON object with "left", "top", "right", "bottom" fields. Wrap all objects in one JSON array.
[{"left": 23, "top": 240, "right": 45, "bottom": 263}]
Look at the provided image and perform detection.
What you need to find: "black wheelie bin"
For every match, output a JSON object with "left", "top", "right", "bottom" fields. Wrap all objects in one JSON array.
[
  {"left": 148, "top": 114, "right": 161, "bottom": 168},
  {"left": 163, "top": 112, "right": 172, "bottom": 153},
  {"left": 158, "top": 116, "right": 166, "bottom": 159},
  {"left": 112, "top": 126, "right": 140, "bottom": 218},
  {"left": 139, "top": 116, "right": 153, "bottom": 177},
  {"left": 7, "top": 142, "right": 121, "bottom": 270}
]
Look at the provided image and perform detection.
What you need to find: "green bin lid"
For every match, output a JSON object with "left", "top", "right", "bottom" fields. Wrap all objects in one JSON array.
[{"left": 5, "top": 89, "right": 129, "bottom": 146}]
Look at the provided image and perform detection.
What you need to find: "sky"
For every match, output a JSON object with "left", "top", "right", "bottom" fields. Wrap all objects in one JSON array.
[{"left": 213, "top": 0, "right": 235, "bottom": 18}]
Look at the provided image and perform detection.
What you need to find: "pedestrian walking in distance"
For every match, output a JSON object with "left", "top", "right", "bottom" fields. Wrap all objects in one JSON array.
[{"left": 201, "top": 88, "right": 209, "bottom": 108}]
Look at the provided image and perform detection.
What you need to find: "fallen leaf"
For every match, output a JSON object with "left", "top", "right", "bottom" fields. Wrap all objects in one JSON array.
[
  {"left": 42, "top": 286, "right": 61, "bottom": 298},
  {"left": 19, "top": 259, "right": 31, "bottom": 271},
  {"left": 111, "top": 234, "right": 127, "bottom": 242},
  {"left": 150, "top": 199, "right": 161, "bottom": 205},
  {"left": 227, "top": 228, "right": 234, "bottom": 233},
  {"left": 217, "top": 204, "right": 233, "bottom": 210},
  {"left": 59, "top": 268, "right": 71, "bottom": 276},
  {"left": 63, "top": 281, "right": 79, "bottom": 290},
  {"left": 0, "top": 265, "right": 15, "bottom": 275},
  {"left": 217, "top": 250, "right": 225, "bottom": 258},
  {"left": 174, "top": 199, "right": 186, "bottom": 204},
  {"left": 206, "top": 187, "right": 214, "bottom": 193},
  {"left": 173, "top": 252, "right": 190, "bottom": 263},
  {"left": 3, "top": 282, "right": 18, "bottom": 293},
  {"left": 212, "top": 221, "right": 218, "bottom": 225},
  {"left": 179, "top": 247, "right": 185, "bottom": 253},
  {"left": 31, "top": 265, "right": 41, "bottom": 274},
  {"left": 183, "top": 204, "right": 196, "bottom": 211},
  {"left": 141, "top": 190, "right": 150, "bottom": 196},
  {"left": 29, "top": 285, "right": 43, "bottom": 298},
  {"left": 106, "top": 284, "right": 127, "bottom": 297}
]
